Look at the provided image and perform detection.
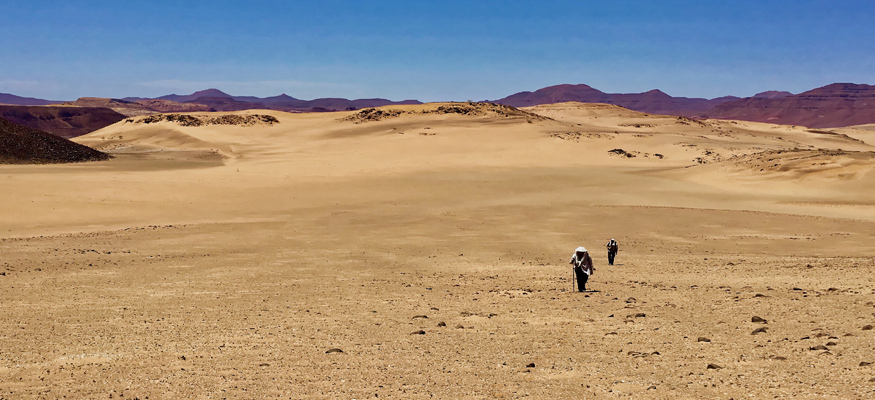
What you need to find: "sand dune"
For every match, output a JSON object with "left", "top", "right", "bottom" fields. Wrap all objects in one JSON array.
[{"left": 3, "top": 102, "right": 875, "bottom": 398}]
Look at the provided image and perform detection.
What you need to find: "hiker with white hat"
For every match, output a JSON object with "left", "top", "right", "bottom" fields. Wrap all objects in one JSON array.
[
  {"left": 606, "top": 238, "right": 619, "bottom": 265},
  {"left": 569, "top": 247, "right": 594, "bottom": 292}
]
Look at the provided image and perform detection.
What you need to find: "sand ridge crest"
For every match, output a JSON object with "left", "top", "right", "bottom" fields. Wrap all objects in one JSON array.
[{"left": 339, "top": 102, "right": 554, "bottom": 124}]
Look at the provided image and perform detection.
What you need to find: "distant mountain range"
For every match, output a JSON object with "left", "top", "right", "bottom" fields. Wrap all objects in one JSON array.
[
  {"left": 3, "top": 83, "right": 875, "bottom": 135},
  {"left": 125, "top": 89, "right": 422, "bottom": 112},
  {"left": 701, "top": 83, "right": 875, "bottom": 128},
  {"left": 492, "top": 84, "right": 741, "bottom": 116},
  {"left": 492, "top": 83, "right": 875, "bottom": 128},
  {"left": 0, "top": 92, "right": 62, "bottom": 106}
]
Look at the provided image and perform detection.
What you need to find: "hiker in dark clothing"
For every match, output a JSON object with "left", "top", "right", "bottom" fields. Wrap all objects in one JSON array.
[
  {"left": 569, "top": 247, "right": 594, "bottom": 292},
  {"left": 606, "top": 238, "right": 619, "bottom": 266}
]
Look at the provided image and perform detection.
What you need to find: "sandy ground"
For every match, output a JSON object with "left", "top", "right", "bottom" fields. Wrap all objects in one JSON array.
[{"left": 2, "top": 102, "right": 875, "bottom": 399}]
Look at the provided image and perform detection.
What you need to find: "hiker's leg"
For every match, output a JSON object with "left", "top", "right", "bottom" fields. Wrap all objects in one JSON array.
[
  {"left": 574, "top": 269, "right": 586, "bottom": 292},
  {"left": 580, "top": 273, "right": 588, "bottom": 291}
]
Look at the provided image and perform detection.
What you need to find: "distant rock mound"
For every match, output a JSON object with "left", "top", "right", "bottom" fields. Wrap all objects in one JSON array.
[
  {"left": 752, "top": 91, "right": 794, "bottom": 99},
  {"left": 705, "top": 83, "right": 875, "bottom": 128},
  {"left": 127, "top": 113, "right": 279, "bottom": 127},
  {"left": 0, "top": 117, "right": 110, "bottom": 164},
  {"left": 133, "top": 99, "right": 212, "bottom": 113},
  {"left": 0, "top": 105, "right": 127, "bottom": 139},
  {"left": 183, "top": 97, "right": 268, "bottom": 112},
  {"left": 340, "top": 102, "right": 551, "bottom": 124}
]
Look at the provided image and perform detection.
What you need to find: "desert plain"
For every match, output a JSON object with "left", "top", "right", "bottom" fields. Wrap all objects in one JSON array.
[{"left": 2, "top": 102, "right": 875, "bottom": 399}]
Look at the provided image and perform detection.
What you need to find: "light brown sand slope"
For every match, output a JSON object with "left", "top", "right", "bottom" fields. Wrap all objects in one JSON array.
[{"left": 2, "top": 102, "right": 875, "bottom": 398}]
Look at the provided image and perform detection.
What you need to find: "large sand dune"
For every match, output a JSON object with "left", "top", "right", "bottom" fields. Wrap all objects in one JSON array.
[{"left": 2, "top": 102, "right": 875, "bottom": 398}]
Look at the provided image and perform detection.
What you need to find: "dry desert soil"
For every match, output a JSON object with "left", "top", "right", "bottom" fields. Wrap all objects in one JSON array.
[{"left": 2, "top": 103, "right": 875, "bottom": 399}]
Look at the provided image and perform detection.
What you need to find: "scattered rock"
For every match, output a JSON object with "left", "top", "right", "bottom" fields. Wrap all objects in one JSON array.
[
  {"left": 751, "top": 327, "right": 768, "bottom": 335},
  {"left": 751, "top": 316, "right": 767, "bottom": 324},
  {"left": 863, "top": 325, "right": 874, "bottom": 331},
  {"left": 625, "top": 297, "right": 637, "bottom": 303},
  {"left": 411, "top": 330, "right": 426, "bottom": 335},
  {"left": 325, "top": 348, "right": 343, "bottom": 354},
  {"left": 412, "top": 315, "right": 428, "bottom": 319},
  {"left": 809, "top": 345, "right": 828, "bottom": 351},
  {"left": 860, "top": 362, "right": 872, "bottom": 367},
  {"left": 769, "top": 355, "right": 787, "bottom": 361},
  {"left": 455, "top": 324, "right": 465, "bottom": 329},
  {"left": 826, "top": 341, "right": 837, "bottom": 346},
  {"left": 635, "top": 313, "right": 646, "bottom": 318},
  {"left": 647, "top": 386, "right": 657, "bottom": 390},
  {"left": 137, "top": 113, "right": 278, "bottom": 127},
  {"left": 608, "top": 148, "right": 638, "bottom": 158},
  {"left": 437, "top": 321, "right": 446, "bottom": 327},
  {"left": 526, "top": 363, "right": 535, "bottom": 368},
  {"left": 259, "top": 363, "right": 270, "bottom": 367},
  {"left": 697, "top": 337, "right": 711, "bottom": 343},
  {"left": 706, "top": 363, "right": 723, "bottom": 370}
]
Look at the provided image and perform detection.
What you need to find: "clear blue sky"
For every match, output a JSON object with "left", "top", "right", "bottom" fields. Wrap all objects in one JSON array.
[{"left": 1, "top": 0, "right": 873, "bottom": 101}]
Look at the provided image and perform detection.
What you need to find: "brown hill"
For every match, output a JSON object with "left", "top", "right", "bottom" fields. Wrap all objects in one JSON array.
[
  {"left": 704, "top": 83, "right": 875, "bottom": 128},
  {"left": 60, "top": 97, "right": 155, "bottom": 117},
  {"left": 0, "top": 117, "right": 109, "bottom": 164},
  {"left": 0, "top": 105, "right": 127, "bottom": 139},
  {"left": 0, "top": 92, "right": 61, "bottom": 106},
  {"left": 494, "top": 84, "right": 737, "bottom": 116},
  {"left": 59, "top": 98, "right": 212, "bottom": 117}
]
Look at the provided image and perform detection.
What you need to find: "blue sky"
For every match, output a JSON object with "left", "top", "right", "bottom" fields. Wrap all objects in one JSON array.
[{"left": 1, "top": 0, "right": 873, "bottom": 101}]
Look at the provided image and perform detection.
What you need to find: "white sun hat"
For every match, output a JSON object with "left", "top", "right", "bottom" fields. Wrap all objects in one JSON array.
[{"left": 575, "top": 247, "right": 587, "bottom": 253}]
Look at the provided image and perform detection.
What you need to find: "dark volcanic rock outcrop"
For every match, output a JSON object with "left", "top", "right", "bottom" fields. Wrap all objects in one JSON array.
[
  {"left": 0, "top": 106, "right": 127, "bottom": 139},
  {"left": 704, "top": 83, "right": 875, "bottom": 128},
  {"left": 0, "top": 117, "right": 110, "bottom": 164},
  {"left": 130, "top": 113, "right": 279, "bottom": 127}
]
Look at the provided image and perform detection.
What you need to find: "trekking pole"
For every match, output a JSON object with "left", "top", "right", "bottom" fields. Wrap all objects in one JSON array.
[
  {"left": 572, "top": 264, "right": 576, "bottom": 293},
  {"left": 571, "top": 267, "right": 577, "bottom": 293}
]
